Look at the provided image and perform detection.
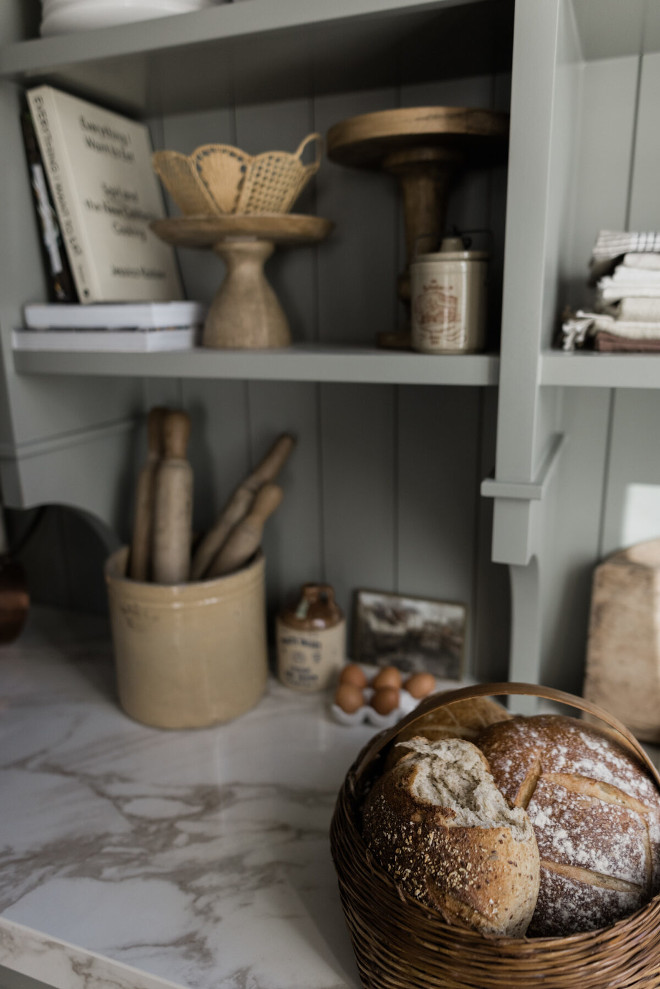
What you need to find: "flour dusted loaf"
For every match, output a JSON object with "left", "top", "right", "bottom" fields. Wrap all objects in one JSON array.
[
  {"left": 384, "top": 694, "right": 511, "bottom": 771},
  {"left": 362, "top": 736, "right": 540, "bottom": 936},
  {"left": 477, "top": 714, "right": 660, "bottom": 936}
]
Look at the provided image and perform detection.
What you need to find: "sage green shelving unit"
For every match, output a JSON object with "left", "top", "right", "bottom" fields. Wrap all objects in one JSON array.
[{"left": 1, "top": 0, "right": 659, "bottom": 695}]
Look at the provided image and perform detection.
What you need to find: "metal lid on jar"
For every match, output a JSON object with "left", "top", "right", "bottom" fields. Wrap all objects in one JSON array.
[{"left": 415, "top": 235, "right": 489, "bottom": 262}]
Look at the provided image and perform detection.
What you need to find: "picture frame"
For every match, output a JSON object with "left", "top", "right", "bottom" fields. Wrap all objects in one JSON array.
[{"left": 351, "top": 588, "right": 467, "bottom": 679}]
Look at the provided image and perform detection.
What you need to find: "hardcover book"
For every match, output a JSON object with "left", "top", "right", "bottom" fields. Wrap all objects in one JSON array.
[
  {"left": 24, "top": 300, "right": 206, "bottom": 330},
  {"left": 26, "top": 85, "right": 183, "bottom": 304},
  {"left": 13, "top": 328, "right": 198, "bottom": 353},
  {"left": 20, "top": 109, "right": 78, "bottom": 303}
]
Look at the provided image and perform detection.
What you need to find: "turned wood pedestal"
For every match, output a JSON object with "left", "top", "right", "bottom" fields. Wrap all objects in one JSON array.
[{"left": 152, "top": 213, "right": 333, "bottom": 349}]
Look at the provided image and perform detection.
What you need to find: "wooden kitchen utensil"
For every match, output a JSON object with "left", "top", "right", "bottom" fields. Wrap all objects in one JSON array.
[
  {"left": 151, "top": 409, "right": 193, "bottom": 585},
  {"left": 191, "top": 433, "right": 295, "bottom": 580},
  {"left": 205, "top": 482, "right": 283, "bottom": 579},
  {"left": 128, "top": 406, "right": 168, "bottom": 581}
]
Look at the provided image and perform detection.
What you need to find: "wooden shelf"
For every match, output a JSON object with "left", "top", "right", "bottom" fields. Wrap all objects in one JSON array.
[
  {"left": 540, "top": 351, "right": 660, "bottom": 389},
  {"left": 13, "top": 344, "right": 500, "bottom": 386},
  {"left": 0, "top": 0, "right": 513, "bottom": 115}
]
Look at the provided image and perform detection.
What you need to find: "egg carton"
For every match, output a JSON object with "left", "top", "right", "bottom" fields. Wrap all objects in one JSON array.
[{"left": 330, "top": 686, "right": 424, "bottom": 728}]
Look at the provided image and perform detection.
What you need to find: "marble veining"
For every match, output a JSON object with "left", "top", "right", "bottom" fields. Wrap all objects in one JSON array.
[{"left": 0, "top": 608, "right": 377, "bottom": 989}]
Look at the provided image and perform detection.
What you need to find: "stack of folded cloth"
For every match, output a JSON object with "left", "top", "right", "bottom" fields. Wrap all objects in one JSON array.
[{"left": 560, "top": 230, "right": 660, "bottom": 351}]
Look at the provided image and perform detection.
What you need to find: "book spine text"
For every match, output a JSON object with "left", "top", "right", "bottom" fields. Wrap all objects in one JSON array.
[{"left": 27, "top": 89, "right": 98, "bottom": 302}]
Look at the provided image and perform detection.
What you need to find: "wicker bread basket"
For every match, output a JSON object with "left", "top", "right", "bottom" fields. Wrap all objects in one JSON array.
[
  {"left": 152, "top": 132, "right": 322, "bottom": 216},
  {"left": 330, "top": 682, "right": 660, "bottom": 989}
]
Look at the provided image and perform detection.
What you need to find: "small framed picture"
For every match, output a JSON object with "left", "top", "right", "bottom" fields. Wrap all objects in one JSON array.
[{"left": 352, "top": 589, "right": 467, "bottom": 679}]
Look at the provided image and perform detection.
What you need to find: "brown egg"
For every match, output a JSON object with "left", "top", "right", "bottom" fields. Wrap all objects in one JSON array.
[
  {"left": 404, "top": 672, "right": 436, "bottom": 699},
  {"left": 370, "top": 686, "right": 400, "bottom": 716},
  {"left": 334, "top": 682, "right": 365, "bottom": 714},
  {"left": 371, "top": 665, "right": 402, "bottom": 690},
  {"left": 338, "top": 663, "right": 368, "bottom": 689}
]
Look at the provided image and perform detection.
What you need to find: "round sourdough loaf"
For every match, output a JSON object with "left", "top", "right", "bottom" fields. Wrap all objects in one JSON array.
[
  {"left": 384, "top": 694, "right": 512, "bottom": 771},
  {"left": 361, "top": 736, "right": 540, "bottom": 936},
  {"left": 477, "top": 714, "right": 660, "bottom": 936}
]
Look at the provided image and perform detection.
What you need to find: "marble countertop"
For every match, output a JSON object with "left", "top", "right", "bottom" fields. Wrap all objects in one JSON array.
[{"left": 0, "top": 607, "right": 381, "bottom": 989}]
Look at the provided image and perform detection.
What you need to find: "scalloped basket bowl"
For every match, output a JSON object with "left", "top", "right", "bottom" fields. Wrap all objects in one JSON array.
[{"left": 152, "top": 132, "right": 322, "bottom": 216}]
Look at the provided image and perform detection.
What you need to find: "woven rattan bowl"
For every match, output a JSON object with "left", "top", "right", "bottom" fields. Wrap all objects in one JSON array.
[
  {"left": 331, "top": 682, "right": 660, "bottom": 989},
  {"left": 152, "top": 132, "right": 322, "bottom": 216}
]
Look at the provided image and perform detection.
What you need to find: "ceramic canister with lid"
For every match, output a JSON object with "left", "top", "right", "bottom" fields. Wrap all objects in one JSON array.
[
  {"left": 276, "top": 583, "right": 345, "bottom": 692},
  {"left": 410, "top": 235, "right": 489, "bottom": 354}
]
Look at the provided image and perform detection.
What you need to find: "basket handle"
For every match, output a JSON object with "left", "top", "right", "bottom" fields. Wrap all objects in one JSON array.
[
  {"left": 294, "top": 132, "right": 323, "bottom": 168},
  {"left": 353, "top": 681, "right": 660, "bottom": 789}
]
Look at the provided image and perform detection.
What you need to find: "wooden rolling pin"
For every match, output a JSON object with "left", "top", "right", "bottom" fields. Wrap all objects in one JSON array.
[
  {"left": 205, "top": 482, "right": 283, "bottom": 578},
  {"left": 128, "top": 406, "right": 168, "bottom": 581},
  {"left": 190, "top": 432, "right": 295, "bottom": 580},
  {"left": 151, "top": 409, "right": 193, "bottom": 585}
]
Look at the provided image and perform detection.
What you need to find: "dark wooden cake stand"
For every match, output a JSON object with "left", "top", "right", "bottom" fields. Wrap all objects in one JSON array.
[{"left": 327, "top": 106, "right": 508, "bottom": 307}]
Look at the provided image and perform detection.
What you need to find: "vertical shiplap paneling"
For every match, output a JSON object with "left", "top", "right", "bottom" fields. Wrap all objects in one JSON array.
[
  {"left": 319, "top": 382, "right": 397, "bottom": 628},
  {"left": 536, "top": 54, "right": 640, "bottom": 691},
  {"left": 564, "top": 56, "right": 639, "bottom": 308},
  {"left": 627, "top": 51, "right": 660, "bottom": 229},
  {"left": 397, "top": 385, "right": 483, "bottom": 672},
  {"left": 599, "top": 390, "right": 660, "bottom": 557},
  {"left": 539, "top": 387, "right": 613, "bottom": 693},
  {"left": 472, "top": 387, "right": 511, "bottom": 682},
  {"left": 579, "top": 53, "right": 660, "bottom": 561},
  {"left": 315, "top": 88, "right": 400, "bottom": 634},
  {"left": 472, "top": 70, "right": 512, "bottom": 680},
  {"left": 596, "top": 52, "right": 660, "bottom": 560},
  {"left": 315, "top": 88, "right": 400, "bottom": 346},
  {"left": 397, "top": 73, "right": 505, "bottom": 675}
]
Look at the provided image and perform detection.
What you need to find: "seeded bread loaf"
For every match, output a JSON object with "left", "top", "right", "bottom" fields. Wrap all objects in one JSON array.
[
  {"left": 362, "top": 736, "right": 540, "bottom": 936},
  {"left": 385, "top": 694, "right": 512, "bottom": 771},
  {"left": 477, "top": 714, "right": 660, "bottom": 936}
]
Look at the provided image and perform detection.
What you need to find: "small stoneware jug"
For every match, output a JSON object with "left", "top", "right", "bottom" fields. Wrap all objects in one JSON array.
[{"left": 276, "top": 583, "right": 345, "bottom": 692}]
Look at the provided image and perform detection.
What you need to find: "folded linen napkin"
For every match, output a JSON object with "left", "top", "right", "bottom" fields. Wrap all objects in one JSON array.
[{"left": 593, "top": 331, "right": 660, "bottom": 353}]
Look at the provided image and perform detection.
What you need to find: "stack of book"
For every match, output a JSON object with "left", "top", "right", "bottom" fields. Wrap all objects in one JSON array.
[
  {"left": 22, "top": 84, "right": 183, "bottom": 307},
  {"left": 560, "top": 231, "right": 660, "bottom": 351},
  {"left": 17, "top": 84, "right": 209, "bottom": 353}
]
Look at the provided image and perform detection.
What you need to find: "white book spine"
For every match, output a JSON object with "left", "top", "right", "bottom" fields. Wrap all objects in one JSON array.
[{"left": 27, "top": 88, "right": 98, "bottom": 303}]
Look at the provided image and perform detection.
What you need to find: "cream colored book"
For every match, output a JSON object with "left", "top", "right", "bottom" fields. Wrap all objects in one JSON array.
[{"left": 26, "top": 85, "right": 183, "bottom": 304}]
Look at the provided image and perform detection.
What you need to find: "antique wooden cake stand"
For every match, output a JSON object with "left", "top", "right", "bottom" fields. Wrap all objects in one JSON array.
[{"left": 326, "top": 106, "right": 508, "bottom": 305}]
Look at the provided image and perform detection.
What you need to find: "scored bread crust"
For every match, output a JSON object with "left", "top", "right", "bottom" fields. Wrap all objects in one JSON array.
[
  {"left": 477, "top": 714, "right": 660, "bottom": 936},
  {"left": 362, "top": 737, "right": 540, "bottom": 936},
  {"left": 385, "top": 695, "right": 512, "bottom": 771}
]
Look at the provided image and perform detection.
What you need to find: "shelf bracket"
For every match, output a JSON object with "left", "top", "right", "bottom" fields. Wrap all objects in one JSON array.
[
  {"left": 481, "top": 433, "right": 566, "bottom": 566},
  {"left": 480, "top": 432, "right": 565, "bottom": 502}
]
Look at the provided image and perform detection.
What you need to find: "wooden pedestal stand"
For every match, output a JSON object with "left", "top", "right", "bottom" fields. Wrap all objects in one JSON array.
[
  {"left": 326, "top": 107, "right": 508, "bottom": 343},
  {"left": 151, "top": 213, "right": 333, "bottom": 349}
]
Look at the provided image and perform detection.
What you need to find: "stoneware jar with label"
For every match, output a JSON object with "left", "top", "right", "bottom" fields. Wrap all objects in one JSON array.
[
  {"left": 276, "top": 583, "right": 345, "bottom": 692},
  {"left": 410, "top": 236, "right": 489, "bottom": 354}
]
